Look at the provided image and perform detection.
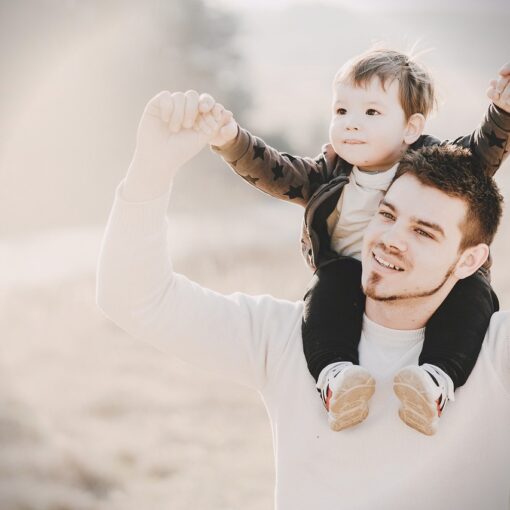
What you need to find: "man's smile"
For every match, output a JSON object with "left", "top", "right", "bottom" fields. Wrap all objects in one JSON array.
[{"left": 372, "top": 251, "right": 404, "bottom": 272}]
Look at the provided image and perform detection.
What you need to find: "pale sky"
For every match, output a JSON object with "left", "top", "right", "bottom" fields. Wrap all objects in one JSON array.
[{"left": 207, "top": 0, "right": 509, "bottom": 12}]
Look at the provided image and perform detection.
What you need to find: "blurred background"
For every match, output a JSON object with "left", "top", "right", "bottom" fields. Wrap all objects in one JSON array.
[{"left": 0, "top": 0, "right": 509, "bottom": 508}]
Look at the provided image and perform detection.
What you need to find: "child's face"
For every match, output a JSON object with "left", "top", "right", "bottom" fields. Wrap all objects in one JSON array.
[{"left": 329, "top": 77, "right": 411, "bottom": 172}]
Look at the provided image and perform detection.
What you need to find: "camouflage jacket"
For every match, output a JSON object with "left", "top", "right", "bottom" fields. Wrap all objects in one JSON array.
[{"left": 212, "top": 104, "right": 510, "bottom": 270}]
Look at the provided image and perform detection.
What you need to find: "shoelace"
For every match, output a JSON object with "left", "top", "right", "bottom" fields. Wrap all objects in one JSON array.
[
  {"left": 316, "top": 361, "right": 354, "bottom": 409},
  {"left": 421, "top": 363, "right": 455, "bottom": 415}
]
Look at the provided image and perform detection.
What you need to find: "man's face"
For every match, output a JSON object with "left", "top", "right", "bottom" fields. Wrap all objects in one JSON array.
[
  {"left": 329, "top": 77, "right": 409, "bottom": 172},
  {"left": 361, "top": 173, "right": 467, "bottom": 302}
]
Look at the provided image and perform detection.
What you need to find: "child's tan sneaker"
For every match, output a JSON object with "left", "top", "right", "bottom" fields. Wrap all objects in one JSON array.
[
  {"left": 317, "top": 362, "right": 376, "bottom": 431},
  {"left": 393, "top": 364, "right": 454, "bottom": 435}
]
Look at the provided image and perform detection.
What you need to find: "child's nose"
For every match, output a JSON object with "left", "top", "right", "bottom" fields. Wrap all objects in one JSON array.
[{"left": 345, "top": 115, "right": 360, "bottom": 131}]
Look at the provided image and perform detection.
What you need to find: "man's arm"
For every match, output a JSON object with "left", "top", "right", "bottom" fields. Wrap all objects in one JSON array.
[
  {"left": 209, "top": 116, "right": 329, "bottom": 208},
  {"left": 96, "top": 90, "right": 301, "bottom": 390}
]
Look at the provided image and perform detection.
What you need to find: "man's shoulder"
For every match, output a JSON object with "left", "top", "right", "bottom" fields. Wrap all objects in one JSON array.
[
  {"left": 233, "top": 291, "right": 304, "bottom": 328},
  {"left": 481, "top": 311, "right": 510, "bottom": 394},
  {"left": 487, "top": 310, "right": 510, "bottom": 336},
  {"left": 232, "top": 293, "right": 304, "bottom": 387},
  {"left": 243, "top": 292, "right": 304, "bottom": 311},
  {"left": 483, "top": 310, "right": 510, "bottom": 362}
]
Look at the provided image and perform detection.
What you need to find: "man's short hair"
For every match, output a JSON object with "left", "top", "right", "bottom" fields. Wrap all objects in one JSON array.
[
  {"left": 392, "top": 145, "right": 503, "bottom": 250},
  {"left": 334, "top": 47, "right": 436, "bottom": 120}
]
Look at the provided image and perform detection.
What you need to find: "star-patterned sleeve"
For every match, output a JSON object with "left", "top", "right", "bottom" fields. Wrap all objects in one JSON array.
[
  {"left": 415, "top": 104, "right": 510, "bottom": 177},
  {"left": 210, "top": 128, "right": 329, "bottom": 207}
]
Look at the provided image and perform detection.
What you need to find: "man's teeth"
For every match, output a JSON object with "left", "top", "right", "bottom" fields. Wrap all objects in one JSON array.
[{"left": 374, "top": 254, "right": 403, "bottom": 271}]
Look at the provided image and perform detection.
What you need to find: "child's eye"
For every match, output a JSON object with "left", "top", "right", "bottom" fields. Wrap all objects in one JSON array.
[
  {"left": 366, "top": 109, "right": 380, "bottom": 116},
  {"left": 336, "top": 108, "right": 347, "bottom": 115},
  {"left": 379, "top": 211, "right": 395, "bottom": 221}
]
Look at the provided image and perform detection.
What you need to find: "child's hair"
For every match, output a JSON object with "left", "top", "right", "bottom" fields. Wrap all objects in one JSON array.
[
  {"left": 334, "top": 48, "right": 436, "bottom": 120},
  {"left": 393, "top": 145, "right": 503, "bottom": 250}
]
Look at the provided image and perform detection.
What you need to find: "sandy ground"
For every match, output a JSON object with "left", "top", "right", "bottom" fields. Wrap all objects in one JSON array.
[{"left": 1, "top": 200, "right": 509, "bottom": 510}]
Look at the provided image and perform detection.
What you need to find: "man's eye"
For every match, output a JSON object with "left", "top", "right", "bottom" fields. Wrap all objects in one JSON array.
[
  {"left": 336, "top": 108, "right": 347, "bottom": 115},
  {"left": 415, "top": 228, "right": 433, "bottom": 239},
  {"left": 379, "top": 211, "right": 395, "bottom": 220},
  {"left": 366, "top": 109, "right": 380, "bottom": 116}
]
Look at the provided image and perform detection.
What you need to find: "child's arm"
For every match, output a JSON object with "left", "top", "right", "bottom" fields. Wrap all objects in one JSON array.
[
  {"left": 417, "top": 64, "right": 510, "bottom": 176},
  {"left": 208, "top": 110, "right": 332, "bottom": 208}
]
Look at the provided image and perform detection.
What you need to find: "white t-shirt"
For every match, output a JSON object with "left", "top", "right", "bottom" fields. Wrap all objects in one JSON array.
[
  {"left": 97, "top": 182, "right": 510, "bottom": 510},
  {"left": 327, "top": 164, "right": 398, "bottom": 260}
]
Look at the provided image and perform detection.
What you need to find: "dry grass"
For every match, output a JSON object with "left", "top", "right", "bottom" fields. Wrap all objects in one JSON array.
[{"left": 0, "top": 207, "right": 308, "bottom": 510}]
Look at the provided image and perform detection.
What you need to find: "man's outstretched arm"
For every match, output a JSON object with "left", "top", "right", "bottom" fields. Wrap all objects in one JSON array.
[{"left": 96, "top": 90, "right": 301, "bottom": 390}]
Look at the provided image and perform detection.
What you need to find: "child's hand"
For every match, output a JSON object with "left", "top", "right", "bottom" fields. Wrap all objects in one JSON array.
[
  {"left": 194, "top": 94, "right": 239, "bottom": 147},
  {"left": 487, "top": 63, "right": 510, "bottom": 113}
]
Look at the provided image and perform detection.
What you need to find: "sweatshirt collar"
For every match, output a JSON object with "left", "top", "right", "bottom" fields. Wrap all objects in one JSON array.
[{"left": 362, "top": 314, "right": 424, "bottom": 348}]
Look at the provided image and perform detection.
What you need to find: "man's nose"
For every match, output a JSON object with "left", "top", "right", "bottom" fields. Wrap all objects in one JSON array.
[{"left": 380, "top": 225, "right": 407, "bottom": 253}]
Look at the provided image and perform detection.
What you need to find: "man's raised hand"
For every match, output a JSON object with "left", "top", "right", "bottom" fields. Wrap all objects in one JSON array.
[
  {"left": 133, "top": 90, "right": 214, "bottom": 172},
  {"left": 124, "top": 90, "right": 224, "bottom": 201}
]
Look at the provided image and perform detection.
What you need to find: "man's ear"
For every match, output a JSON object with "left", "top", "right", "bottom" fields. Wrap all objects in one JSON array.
[
  {"left": 403, "top": 113, "right": 426, "bottom": 145},
  {"left": 454, "top": 244, "right": 490, "bottom": 280}
]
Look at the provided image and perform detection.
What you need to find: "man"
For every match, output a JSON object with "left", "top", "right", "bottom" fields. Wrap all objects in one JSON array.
[{"left": 97, "top": 91, "right": 510, "bottom": 510}]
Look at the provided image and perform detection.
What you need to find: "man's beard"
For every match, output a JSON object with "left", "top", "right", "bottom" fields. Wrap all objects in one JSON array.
[{"left": 363, "top": 260, "right": 458, "bottom": 302}]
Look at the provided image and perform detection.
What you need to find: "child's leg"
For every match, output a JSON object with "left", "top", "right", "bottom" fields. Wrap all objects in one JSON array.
[
  {"left": 302, "top": 257, "right": 374, "bottom": 431},
  {"left": 420, "top": 270, "right": 498, "bottom": 388},
  {"left": 302, "top": 256, "right": 365, "bottom": 380},
  {"left": 394, "top": 270, "right": 498, "bottom": 435}
]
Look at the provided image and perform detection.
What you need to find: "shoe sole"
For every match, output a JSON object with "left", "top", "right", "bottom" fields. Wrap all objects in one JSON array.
[
  {"left": 328, "top": 372, "right": 376, "bottom": 432},
  {"left": 393, "top": 369, "right": 437, "bottom": 436}
]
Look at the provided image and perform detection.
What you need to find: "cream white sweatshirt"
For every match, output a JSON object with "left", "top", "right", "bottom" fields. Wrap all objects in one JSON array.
[{"left": 97, "top": 181, "right": 510, "bottom": 510}]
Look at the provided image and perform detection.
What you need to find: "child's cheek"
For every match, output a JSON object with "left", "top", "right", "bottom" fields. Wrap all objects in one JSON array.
[{"left": 329, "top": 121, "right": 345, "bottom": 155}]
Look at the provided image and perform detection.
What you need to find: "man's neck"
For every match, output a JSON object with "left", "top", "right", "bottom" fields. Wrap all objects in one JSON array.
[{"left": 364, "top": 295, "right": 443, "bottom": 330}]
